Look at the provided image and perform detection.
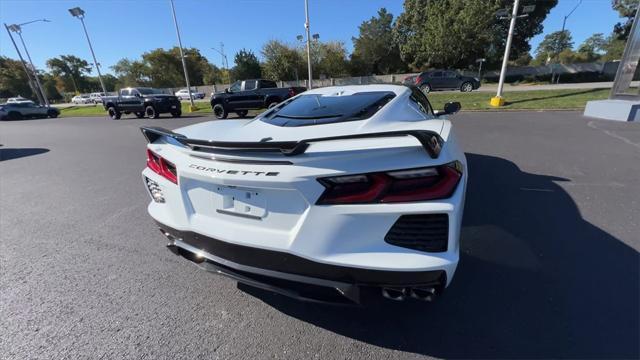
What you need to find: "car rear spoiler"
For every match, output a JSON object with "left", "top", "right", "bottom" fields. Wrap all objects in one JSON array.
[{"left": 140, "top": 126, "right": 443, "bottom": 159}]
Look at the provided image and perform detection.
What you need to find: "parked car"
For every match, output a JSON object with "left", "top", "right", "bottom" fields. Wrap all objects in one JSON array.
[
  {"left": 0, "top": 103, "right": 59, "bottom": 120},
  {"left": 89, "top": 92, "right": 106, "bottom": 104},
  {"left": 174, "top": 88, "right": 205, "bottom": 100},
  {"left": 102, "top": 87, "right": 181, "bottom": 120},
  {"left": 6, "top": 96, "right": 34, "bottom": 104},
  {"left": 72, "top": 94, "right": 92, "bottom": 104},
  {"left": 140, "top": 84, "right": 466, "bottom": 304},
  {"left": 404, "top": 70, "right": 480, "bottom": 93},
  {"left": 210, "top": 79, "right": 306, "bottom": 119}
]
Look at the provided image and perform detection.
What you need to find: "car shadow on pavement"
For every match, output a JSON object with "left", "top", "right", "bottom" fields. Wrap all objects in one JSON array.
[
  {"left": 0, "top": 147, "right": 49, "bottom": 161},
  {"left": 241, "top": 153, "right": 639, "bottom": 359}
]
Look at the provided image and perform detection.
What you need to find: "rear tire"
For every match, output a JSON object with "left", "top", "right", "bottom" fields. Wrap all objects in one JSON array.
[
  {"left": 236, "top": 110, "right": 248, "bottom": 118},
  {"left": 135, "top": 112, "right": 145, "bottom": 118},
  {"left": 145, "top": 105, "right": 159, "bottom": 119},
  {"left": 107, "top": 107, "right": 121, "bottom": 120},
  {"left": 213, "top": 104, "right": 228, "bottom": 119},
  {"left": 420, "top": 83, "right": 431, "bottom": 94},
  {"left": 460, "top": 82, "right": 473, "bottom": 92},
  {"left": 47, "top": 110, "right": 58, "bottom": 118}
]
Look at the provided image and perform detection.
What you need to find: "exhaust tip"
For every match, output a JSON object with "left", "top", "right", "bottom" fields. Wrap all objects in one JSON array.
[
  {"left": 381, "top": 287, "right": 407, "bottom": 301},
  {"left": 409, "top": 286, "right": 436, "bottom": 302}
]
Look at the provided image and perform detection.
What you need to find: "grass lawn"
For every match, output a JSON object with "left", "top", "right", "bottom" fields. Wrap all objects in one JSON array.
[
  {"left": 58, "top": 88, "right": 609, "bottom": 118},
  {"left": 426, "top": 88, "right": 609, "bottom": 111}
]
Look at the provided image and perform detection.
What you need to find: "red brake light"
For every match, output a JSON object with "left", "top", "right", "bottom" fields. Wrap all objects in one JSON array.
[
  {"left": 317, "top": 162, "right": 461, "bottom": 205},
  {"left": 414, "top": 76, "right": 422, "bottom": 84},
  {"left": 146, "top": 149, "right": 178, "bottom": 184}
]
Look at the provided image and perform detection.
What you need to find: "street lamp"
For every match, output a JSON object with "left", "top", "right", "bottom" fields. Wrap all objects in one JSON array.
[
  {"left": 304, "top": 0, "right": 313, "bottom": 89},
  {"left": 68, "top": 7, "right": 108, "bottom": 96},
  {"left": 211, "top": 43, "right": 231, "bottom": 85},
  {"left": 7, "top": 20, "right": 49, "bottom": 106},
  {"left": 490, "top": 0, "right": 535, "bottom": 107},
  {"left": 553, "top": 0, "right": 582, "bottom": 83},
  {"left": 168, "top": 0, "right": 196, "bottom": 110}
]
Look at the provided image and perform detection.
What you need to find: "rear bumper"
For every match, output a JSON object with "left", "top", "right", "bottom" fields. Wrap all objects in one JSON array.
[{"left": 158, "top": 221, "right": 446, "bottom": 304}]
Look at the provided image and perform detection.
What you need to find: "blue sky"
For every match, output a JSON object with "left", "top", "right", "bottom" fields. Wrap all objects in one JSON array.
[{"left": 0, "top": 0, "right": 623, "bottom": 75}]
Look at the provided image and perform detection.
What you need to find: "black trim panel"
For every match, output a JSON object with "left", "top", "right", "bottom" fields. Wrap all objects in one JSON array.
[{"left": 157, "top": 221, "right": 445, "bottom": 286}]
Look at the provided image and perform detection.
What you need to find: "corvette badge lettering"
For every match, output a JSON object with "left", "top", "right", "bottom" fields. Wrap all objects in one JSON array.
[{"left": 189, "top": 164, "right": 279, "bottom": 176}]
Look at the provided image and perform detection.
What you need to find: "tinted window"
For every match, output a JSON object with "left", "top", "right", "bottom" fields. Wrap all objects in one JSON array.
[
  {"left": 261, "top": 91, "right": 395, "bottom": 127},
  {"left": 445, "top": 71, "right": 457, "bottom": 78},
  {"left": 229, "top": 81, "right": 241, "bottom": 92},
  {"left": 120, "top": 89, "right": 130, "bottom": 96},
  {"left": 261, "top": 80, "right": 277, "bottom": 88},
  {"left": 137, "top": 88, "right": 160, "bottom": 95},
  {"left": 410, "top": 87, "right": 433, "bottom": 115},
  {"left": 431, "top": 71, "right": 443, "bottom": 78},
  {"left": 244, "top": 80, "right": 257, "bottom": 91}
]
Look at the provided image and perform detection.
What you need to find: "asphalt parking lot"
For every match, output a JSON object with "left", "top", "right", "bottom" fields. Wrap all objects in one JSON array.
[{"left": 1, "top": 111, "right": 639, "bottom": 359}]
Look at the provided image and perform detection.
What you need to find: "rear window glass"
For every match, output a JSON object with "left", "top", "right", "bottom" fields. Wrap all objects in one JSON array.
[{"left": 261, "top": 91, "right": 395, "bottom": 127}]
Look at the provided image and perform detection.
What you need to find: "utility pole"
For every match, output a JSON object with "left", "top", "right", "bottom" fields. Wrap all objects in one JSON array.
[
  {"left": 69, "top": 7, "right": 108, "bottom": 95},
  {"left": 211, "top": 43, "right": 230, "bottom": 85},
  {"left": 4, "top": 19, "right": 49, "bottom": 107},
  {"left": 304, "top": 0, "right": 313, "bottom": 89},
  {"left": 169, "top": 0, "right": 196, "bottom": 110},
  {"left": 555, "top": 0, "right": 582, "bottom": 84}
]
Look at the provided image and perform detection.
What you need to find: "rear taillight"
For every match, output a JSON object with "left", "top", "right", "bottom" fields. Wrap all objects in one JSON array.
[
  {"left": 317, "top": 162, "right": 462, "bottom": 205},
  {"left": 146, "top": 149, "right": 178, "bottom": 184},
  {"left": 414, "top": 76, "right": 422, "bottom": 84}
]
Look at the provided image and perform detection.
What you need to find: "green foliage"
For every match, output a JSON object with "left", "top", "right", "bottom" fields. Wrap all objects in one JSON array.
[
  {"left": 41, "top": 73, "right": 62, "bottom": 101},
  {"left": 261, "top": 40, "right": 304, "bottom": 81},
  {"left": 612, "top": 0, "right": 639, "bottom": 40},
  {"left": 602, "top": 35, "right": 626, "bottom": 61},
  {"left": 577, "top": 33, "right": 607, "bottom": 62},
  {"left": 534, "top": 30, "right": 574, "bottom": 64},
  {"left": 351, "top": 8, "right": 406, "bottom": 75},
  {"left": 0, "top": 56, "right": 34, "bottom": 99},
  {"left": 46, "top": 55, "right": 92, "bottom": 93},
  {"left": 395, "top": 0, "right": 557, "bottom": 69},
  {"left": 111, "top": 58, "right": 149, "bottom": 87},
  {"left": 231, "top": 49, "right": 261, "bottom": 80},
  {"left": 317, "top": 41, "right": 350, "bottom": 78}
]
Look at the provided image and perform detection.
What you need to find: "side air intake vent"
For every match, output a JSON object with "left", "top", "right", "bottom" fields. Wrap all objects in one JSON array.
[{"left": 384, "top": 214, "right": 449, "bottom": 252}]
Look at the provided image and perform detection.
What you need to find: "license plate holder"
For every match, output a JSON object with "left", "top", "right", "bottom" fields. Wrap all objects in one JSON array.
[{"left": 215, "top": 186, "right": 266, "bottom": 219}]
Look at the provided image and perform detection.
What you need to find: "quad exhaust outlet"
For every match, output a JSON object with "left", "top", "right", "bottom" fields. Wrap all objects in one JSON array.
[{"left": 381, "top": 286, "right": 436, "bottom": 302}]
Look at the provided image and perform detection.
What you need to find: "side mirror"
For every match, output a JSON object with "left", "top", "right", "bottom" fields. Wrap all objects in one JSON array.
[{"left": 435, "top": 101, "right": 461, "bottom": 116}]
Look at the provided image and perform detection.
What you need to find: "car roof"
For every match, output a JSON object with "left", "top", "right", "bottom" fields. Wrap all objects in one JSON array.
[{"left": 301, "top": 84, "right": 411, "bottom": 97}]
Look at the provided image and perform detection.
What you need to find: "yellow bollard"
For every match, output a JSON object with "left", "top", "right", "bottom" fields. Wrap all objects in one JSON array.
[
  {"left": 189, "top": 104, "right": 199, "bottom": 112},
  {"left": 490, "top": 96, "right": 505, "bottom": 107}
]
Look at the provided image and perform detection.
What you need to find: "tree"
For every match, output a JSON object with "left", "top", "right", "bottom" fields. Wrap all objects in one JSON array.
[
  {"left": 613, "top": 0, "right": 639, "bottom": 40},
  {"left": 395, "top": 0, "right": 557, "bottom": 69},
  {"left": 46, "top": 55, "right": 92, "bottom": 93},
  {"left": 41, "top": 73, "right": 62, "bottom": 101},
  {"left": 351, "top": 8, "right": 406, "bottom": 75},
  {"left": 577, "top": 33, "right": 607, "bottom": 62},
  {"left": 0, "top": 56, "right": 35, "bottom": 99},
  {"left": 317, "top": 42, "right": 350, "bottom": 78},
  {"left": 231, "top": 49, "right": 261, "bottom": 80},
  {"left": 534, "top": 30, "right": 573, "bottom": 64},
  {"left": 111, "top": 58, "right": 149, "bottom": 87},
  {"left": 261, "top": 40, "right": 304, "bottom": 81},
  {"left": 602, "top": 34, "right": 627, "bottom": 61},
  {"left": 203, "top": 63, "right": 225, "bottom": 84}
]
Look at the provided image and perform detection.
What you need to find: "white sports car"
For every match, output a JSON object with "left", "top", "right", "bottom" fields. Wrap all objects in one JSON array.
[{"left": 141, "top": 84, "right": 467, "bottom": 305}]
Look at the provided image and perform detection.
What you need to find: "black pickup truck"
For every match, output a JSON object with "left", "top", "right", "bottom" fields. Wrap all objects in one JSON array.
[
  {"left": 102, "top": 87, "right": 182, "bottom": 120},
  {"left": 210, "top": 79, "right": 306, "bottom": 119}
]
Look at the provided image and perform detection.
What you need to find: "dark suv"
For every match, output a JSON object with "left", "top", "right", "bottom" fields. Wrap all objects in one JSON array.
[{"left": 404, "top": 70, "right": 480, "bottom": 93}]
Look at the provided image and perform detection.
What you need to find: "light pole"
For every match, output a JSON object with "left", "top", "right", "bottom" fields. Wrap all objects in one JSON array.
[
  {"left": 211, "top": 43, "right": 231, "bottom": 85},
  {"left": 476, "top": 58, "right": 486, "bottom": 81},
  {"left": 7, "top": 20, "right": 50, "bottom": 106},
  {"left": 490, "top": 1, "right": 534, "bottom": 107},
  {"left": 554, "top": 0, "right": 582, "bottom": 83},
  {"left": 68, "top": 7, "right": 107, "bottom": 96},
  {"left": 304, "top": 0, "right": 313, "bottom": 89},
  {"left": 169, "top": 0, "right": 196, "bottom": 111},
  {"left": 3, "top": 23, "right": 41, "bottom": 104}
]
